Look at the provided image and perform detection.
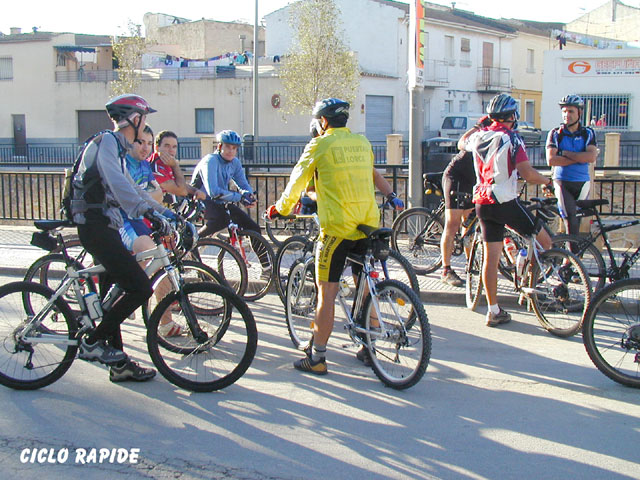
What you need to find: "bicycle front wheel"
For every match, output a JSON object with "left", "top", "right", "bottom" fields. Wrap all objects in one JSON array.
[
  {"left": 529, "top": 248, "right": 591, "bottom": 337},
  {"left": 285, "top": 259, "right": 317, "bottom": 349},
  {"left": 193, "top": 237, "right": 248, "bottom": 297},
  {"left": 0, "top": 281, "right": 78, "bottom": 390},
  {"left": 274, "top": 235, "right": 313, "bottom": 305},
  {"left": 147, "top": 282, "right": 257, "bottom": 392},
  {"left": 465, "top": 235, "right": 483, "bottom": 311},
  {"left": 391, "top": 207, "right": 443, "bottom": 275},
  {"left": 364, "top": 279, "right": 431, "bottom": 390},
  {"left": 582, "top": 278, "right": 640, "bottom": 388}
]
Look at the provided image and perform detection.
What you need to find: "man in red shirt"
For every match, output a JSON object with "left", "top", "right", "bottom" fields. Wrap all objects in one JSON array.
[{"left": 150, "top": 130, "right": 206, "bottom": 202}]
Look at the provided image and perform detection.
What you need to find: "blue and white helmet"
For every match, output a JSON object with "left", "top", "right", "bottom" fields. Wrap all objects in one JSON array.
[
  {"left": 217, "top": 130, "right": 242, "bottom": 145},
  {"left": 559, "top": 94, "right": 585, "bottom": 110},
  {"left": 486, "top": 94, "right": 520, "bottom": 120}
]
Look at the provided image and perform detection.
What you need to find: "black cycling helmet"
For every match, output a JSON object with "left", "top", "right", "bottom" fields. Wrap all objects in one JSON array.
[
  {"left": 106, "top": 94, "right": 156, "bottom": 121},
  {"left": 216, "top": 130, "right": 242, "bottom": 145},
  {"left": 486, "top": 93, "right": 520, "bottom": 121},
  {"left": 559, "top": 94, "right": 585, "bottom": 110},
  {"left": 312, "top": 98, "right": 350, "bottom": 119}
]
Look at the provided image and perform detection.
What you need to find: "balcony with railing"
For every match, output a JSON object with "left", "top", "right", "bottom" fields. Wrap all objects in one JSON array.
[
  {"left": 476, "top": 67, "right": 510, "bottom": 92},
  {"left": 422, "top": 60, "right": 449, "bottom": 87}
]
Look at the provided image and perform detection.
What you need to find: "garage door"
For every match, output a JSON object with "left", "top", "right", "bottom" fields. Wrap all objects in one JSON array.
[{"left": 365, "top": 95, "right": 393, "bottom": 141}]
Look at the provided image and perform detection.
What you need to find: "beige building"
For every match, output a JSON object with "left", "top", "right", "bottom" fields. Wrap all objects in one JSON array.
[
  {"left": 143, "top": 13, "right": 265, "bottom": 60},
  {"left": 567, "top": 0, "right": 640, "bottom": 43}
]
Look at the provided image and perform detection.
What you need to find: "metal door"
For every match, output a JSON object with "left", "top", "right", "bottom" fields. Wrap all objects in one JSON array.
[
  {"left": 12, "top": 114, "right": 26, "bottom": 157},
  {"left": 365, "top": 95, "right": 393, "bottom": 142}
]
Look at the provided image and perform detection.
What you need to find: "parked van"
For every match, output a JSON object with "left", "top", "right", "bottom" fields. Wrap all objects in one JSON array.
[{"left": 439, "top": 113, "right": 485, "bottom": 140}]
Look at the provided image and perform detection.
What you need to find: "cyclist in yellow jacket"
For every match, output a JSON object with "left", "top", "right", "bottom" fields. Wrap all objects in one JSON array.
[{"left": 266, "top": 98, "right": 402, "bottom": 375}]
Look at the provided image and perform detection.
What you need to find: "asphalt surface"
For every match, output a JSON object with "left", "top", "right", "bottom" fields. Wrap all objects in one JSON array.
[{"left": 0, "top": 225, "right": 638, "bottom": 480}]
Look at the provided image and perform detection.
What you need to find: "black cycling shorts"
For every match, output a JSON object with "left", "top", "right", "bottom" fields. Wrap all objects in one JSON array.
[
  {"left": 442, "top": 173, "right": 474, "bottom": 210},
  {"left": 476, "top": 199, "right": 538, "bottom": 243}
]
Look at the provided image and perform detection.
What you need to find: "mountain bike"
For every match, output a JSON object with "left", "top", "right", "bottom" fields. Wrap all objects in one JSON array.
[
  {"left": 273, "top": 212, "right": 420, "bottom": 305},
  {"left": 285, "top": 225, "right": 430, "bottom": 390},
  {"left": 264, "top": 197, "right": 319, "bottom": 248},
  {"left": 465, "top": 197, "right": 592, "bottom": 337},
  {"left": 0, "top": 218, "right": 257, "bottom": 392},
  {"left": 551, "top": 198, "right": 640, "bottom": 292},
  {"left": 582, "top": 277, "right": 640, "bottom": 388}
]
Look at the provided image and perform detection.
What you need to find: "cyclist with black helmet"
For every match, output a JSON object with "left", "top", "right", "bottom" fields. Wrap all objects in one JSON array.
[
  {"left": 546, "top": 94, "right": 597, "bottom": 236},
  {"left": 73, "top": 94, "right": 175, "bottom": 382},
  {"left": 460, "top": 93, "right": 553, "bottom": 327},
  {"left": 265, "top": 98, "right": 396, "bottom": 375}
]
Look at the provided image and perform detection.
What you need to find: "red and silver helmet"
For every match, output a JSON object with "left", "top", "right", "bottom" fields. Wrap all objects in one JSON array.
[{"left": 106, "top": 94, "right": 157, "bottom": 121}]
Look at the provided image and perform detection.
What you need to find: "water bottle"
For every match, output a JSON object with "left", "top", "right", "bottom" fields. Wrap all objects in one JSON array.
[
  {"left": 503, "top": 237, "right": 517, "bottom": 263},
  {"left": 339, "top": 279, "right": 351, "bottom": 297},
  {"left": 83, "top": 292, "right": 102, "bottom": 321},
  {"left": 515, "top": 248, "right": 528, "bottom": 280}
]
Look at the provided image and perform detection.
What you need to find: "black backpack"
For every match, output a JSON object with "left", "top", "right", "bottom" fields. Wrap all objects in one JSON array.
[{"left": 60, "top": 130, "right": 125, "bottom": 223}]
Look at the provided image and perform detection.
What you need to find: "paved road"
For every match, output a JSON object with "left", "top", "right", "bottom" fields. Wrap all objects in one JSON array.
[{"left": 0, "top": 271, "right": 638, "bottom": 479}]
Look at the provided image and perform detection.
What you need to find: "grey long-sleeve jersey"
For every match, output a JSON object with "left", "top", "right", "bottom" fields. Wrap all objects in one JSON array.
[{"left": 72, "top": 131, "right": 165, "bottom": 229}]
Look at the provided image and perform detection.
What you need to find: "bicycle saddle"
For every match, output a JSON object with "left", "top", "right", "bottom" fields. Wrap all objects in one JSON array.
[
  {"left": 34, "top": 219, "right": 74, "bottom": 231},
  {"left": 577, "top": 199, "right": 609, "bottom": 209},
  {"left": 357, "top": 225, "right": 392, "bottom": 240}
]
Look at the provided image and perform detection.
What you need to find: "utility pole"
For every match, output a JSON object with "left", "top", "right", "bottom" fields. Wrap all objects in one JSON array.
[
  {"left": 408, "top": 1, "right": 426, "bottom": 208},
  {"left": 252, "top": 0, "right": 259, "bottom": 142}
]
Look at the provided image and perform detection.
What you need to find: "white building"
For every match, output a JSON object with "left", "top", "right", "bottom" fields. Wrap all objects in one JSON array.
[{"left": 541, "top": 48, "right": 640, "bottom": 132}]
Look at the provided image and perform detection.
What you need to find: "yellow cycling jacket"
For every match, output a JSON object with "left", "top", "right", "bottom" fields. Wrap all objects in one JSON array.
[{"left": 275, "top": 127, "right": 379, "bottom": 240}]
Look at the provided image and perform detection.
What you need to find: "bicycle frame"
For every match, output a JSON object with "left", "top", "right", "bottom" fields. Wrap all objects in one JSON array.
[{"left": 17, "top": 241, "right": 177, "bottom": 348}]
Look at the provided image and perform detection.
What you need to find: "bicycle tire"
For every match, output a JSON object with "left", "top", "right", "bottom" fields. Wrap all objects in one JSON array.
[
  {"left": 391, "top": 207, "right": 443, "bottom": 275},
  {"left": 142, "top": 260, "right": 226, "bottom": 350},
  {"left": 552, "top": 234, "right": 606, "bottom": 291},
  {"left": 465, "top": 235, "right": 483, "bottom": 311},
  {"left": 274, "top": 235, "right": 313, "bottom": 305},
  {"left": 285, "top": 259, "right": 317, "bottom": 349},
  {"left": 363, "top": 279, "right": 431, "bottom": 390},
  {"left": 380, "top": 249, "right": 421, "bottom": 295},
  {"left": 528, "top": 248, "right": 591, "bottom": 337},
  {"left": 0, "top": 281, "right": 78, "bottom": 390},
  {"left": 582, "top": 278, "right": 640, "bottom": 388},
  {"left": 23, "top": 253, "right": 96, "bottom": 312},
  {"left": 193, "top": 237, "right": 248, "bottom": 297},
  {"left": 236, "top": 229, "right": 275, "bottom": 301},
  {"left": 146, "top": 282, "right": 257, "bottom": 392}
]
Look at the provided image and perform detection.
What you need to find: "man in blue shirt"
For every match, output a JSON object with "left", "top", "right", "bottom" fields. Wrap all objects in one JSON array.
[{"left": 546, "top": 94, "right": 598, "bottom": 235}]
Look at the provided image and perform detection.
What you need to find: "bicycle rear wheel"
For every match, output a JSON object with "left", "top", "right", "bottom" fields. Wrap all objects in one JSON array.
[
  {"left": 23, "top": 253, "right": 96, "bottom": 312},
  {"left": 465, "top": 235, "right": 483, "bottom": 311},
  {"left": 285, "top": 259, "right": 317, "bottom": 349},
  {"left": 146, "top": 283, "right": 257, "bottom": 392},
  {"left": 364, "top": 280, "right": 431, "bottom": 390},
  {"left": 391, "top": 207, "right": 443, "bottom": 275},
  {"left": 0, "top": 281, "right": 78, "bottom": 390},
  {"left": 274, "top": 235, "right": 313, "bottom": 305},
  {"left": 528, "top": 248, "right": 591, "bottom": 337},
  {"left": 193, "top": 237, "right": 248, "bottom": 297},
  {"left": 236, "top": 230, "right": 275, "bottom": 301},
  {"left": 552, "top": 234, "right": 606, "bottom": 291},
  {"left": 582, "top": 278, "right": 640, "bottom": 388}
]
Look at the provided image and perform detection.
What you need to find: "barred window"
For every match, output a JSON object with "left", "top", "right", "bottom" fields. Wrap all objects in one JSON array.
[
  {"left": 0, "top": 57, "right": 13, "bottom": 80},
  {"left": 580, "top": 94, "right": 630, "bottom": 130}
]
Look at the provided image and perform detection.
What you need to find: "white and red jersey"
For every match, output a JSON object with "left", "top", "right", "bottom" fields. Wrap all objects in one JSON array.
[{"left": 466, "top": 123, "right": 529, "bottom": 205}]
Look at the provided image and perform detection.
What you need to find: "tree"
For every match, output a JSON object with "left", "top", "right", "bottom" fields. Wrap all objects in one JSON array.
[
  {"left": 280, "top": 0, "right": 359, "bottom": 115},
  {"left": 110, "top": 21, "right": 147, "bottom": 96}
]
